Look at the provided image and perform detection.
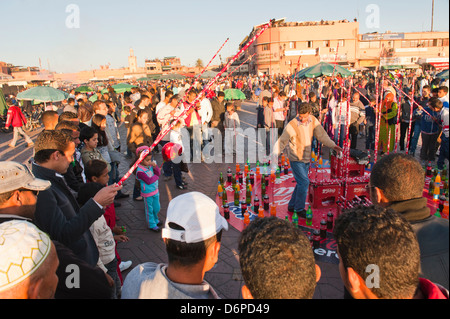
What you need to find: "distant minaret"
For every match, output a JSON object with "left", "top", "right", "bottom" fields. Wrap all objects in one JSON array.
[{"left": 128, "top": 48, "right": 137, "bottom": 73}]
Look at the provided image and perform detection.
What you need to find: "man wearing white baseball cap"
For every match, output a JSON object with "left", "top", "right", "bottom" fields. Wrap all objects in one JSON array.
[{"left": 122, "top": 191, "right": 228, "bottom": 299}]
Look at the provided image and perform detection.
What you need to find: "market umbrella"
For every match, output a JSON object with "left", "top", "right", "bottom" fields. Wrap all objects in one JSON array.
[
  {"left": 436, "top": 69, "right": 449, "bottom": 80},
  {"left": 199, "top": 70, "right": 219, "bottom": 79},
  {"left": 224, "top": 89, "right": 246, "bottom": 100},
  {"left": 111, "top": 83, "right": 137, "bottom": 93},
  {"left": 161, "top": 74, "right": 186, "bottom": 80},
  {"left": 75, "top": 85, "right": 95, "bottom": 93},
  {"left": 294, "top": 62, "right": 352, "bottom": 79},
  {"left": 0, "top": 88, "right": 8, "bottom": 115},
  {"left": 17, "top": 86, "right": 69, "bottom": 102}
]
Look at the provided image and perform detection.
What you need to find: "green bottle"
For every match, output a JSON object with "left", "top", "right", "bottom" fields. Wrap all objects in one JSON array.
[
  {"left": 429, "top": 177, "right": 435, "bottom": 195},
  {"left": 292, "top": 210, "right": 299, "bottom": 228},
  {"left": 261, "top": 181, "right": 266, "bottom": 197},
  {"left": 234, "top": 186, "right": 240, "bottom": 206},
  {"left": 306, "top": 206, "right": 313, "bottom": 226},
  {"left": 219, "top": 172, "right": 224, "bottom": 185},
  {"left": 434, "top": 208, "right": 441, "bottom": 218},
  {"left": 246, "top": 184, "right": 252, "bottom": 205},
  {"left": 222, "top": 187, "right": 228, "bottom": 205}
]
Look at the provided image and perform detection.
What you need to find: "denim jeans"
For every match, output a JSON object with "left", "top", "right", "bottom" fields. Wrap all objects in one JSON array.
[
  {"left": 409, "top": 121, "right": 421, "bottom": 156},
  {"left": 288, "top": 161, "right": 310, "bottom": 212}
]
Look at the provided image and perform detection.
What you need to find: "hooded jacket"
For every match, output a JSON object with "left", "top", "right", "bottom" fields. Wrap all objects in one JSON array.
[{"left": 388, "top": 197, "right": 449, "bottom": 290}]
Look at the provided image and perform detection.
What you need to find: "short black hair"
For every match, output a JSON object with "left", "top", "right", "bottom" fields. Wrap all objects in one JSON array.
[
  {"left": 334, "top": 205, "right": 420, "bottom": 299},
  {"left": 239, "top": 217, "right": 317, "bottom": 299},
  {"left": 297, "top": 102, "right": 312, "bottom": 115},
  {"left": 80, "top": 126, "right": 98, "bottom": 143},
  {"left": 165, "top": 224, "right": 222, "bottom": 268},
  {"left": 84, "top": 159, "right": 108, "bottom": 182},
  {"left": 370, "top": 153, "right": 424, "bottom": 202}
]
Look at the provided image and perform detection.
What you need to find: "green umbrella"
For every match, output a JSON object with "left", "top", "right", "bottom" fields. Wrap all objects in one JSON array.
[
  {"left": 75, "top": 85, "right": 95, "bottom": 93},
  {"left": 436, "top": 69, "right": 449, "bottom": 80},
  {"left": 161, "top": 74, "right": 186, "bottom": 80},
  {"left": 199, "top": 70, "right": 218, "bottom": 79},
  {"left": 17, "top": 86, "right": 69, "bottom": 102},
  {"left": 111, "top": 83, "right": 137, "bottom": 93},
  {"left": 224, "top": 89, "right": 246, "bottom": 100},
  {"left": 0, "top": 88, "right": 8, "bottom": 115},
  {"left": 294, "top": 62, "right": 352, "bottom": 79}
]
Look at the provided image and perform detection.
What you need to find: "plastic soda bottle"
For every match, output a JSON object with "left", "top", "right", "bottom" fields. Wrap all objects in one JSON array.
[
  {"left": 223, "top": 204, "right": 230, "bottom": 220},
  {"left": 246, "top": 185, "right": 252, "bottom": 205},
  {"left": 306, "top": 206, "right": 313, "bottom": 226},
  {"left": 227, "top": 167, "right": 232, "bottom": 183},
  {"left": 327, "top": 210, "right": 334, "bottom": 230},
  {"left": 258, "top": 206, "right": 265, "bottom": 218},
  {"left": 234, "top": 186, "right": 240, "bottom": 206},
  {"left": 243, "top": 212, "right": 250, "bottom": 228},
  {"left": 292, "top": 210, "right": 299, "bottom": 228},
  {"left": 312, "top": 227, "right": 321, "bottom": 249},
  {"left": 217, "top": 182, "right": 223, "bottom": 198},
  {"left": 236, "top": 163, "right": 240, "bottom": 174},
  {"left": 263, "top": 194, "right": 270, "bottom": 211},
  {"left": 320, "top": 214, "right": 327, "bottom": 239},
  {"left": 270, "top": 170, "right": 276, "bottom": 184},
  {"left": 253, "top": 196, "right": 260, "bottom": 213},
  {"left": 222, "top": 187, "right": 228, "bottom": 205},
  {"left": 434, "top": 174, "right": 441, "bottom": 201},
  {"left": 434, "top": 208, "right": 441, "bottom": 218},
  {"left": 270, "top": 204, "right": 277, "bottom": 217}
]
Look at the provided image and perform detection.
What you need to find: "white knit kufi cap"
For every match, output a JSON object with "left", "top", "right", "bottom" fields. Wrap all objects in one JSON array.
[{"left": 0, "top": 220, "right": 52, "bottom": 292}]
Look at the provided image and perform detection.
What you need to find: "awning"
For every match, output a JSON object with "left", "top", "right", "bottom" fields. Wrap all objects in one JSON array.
[{"left": 428, "top": 61, "right": 449, "bottom": 70}]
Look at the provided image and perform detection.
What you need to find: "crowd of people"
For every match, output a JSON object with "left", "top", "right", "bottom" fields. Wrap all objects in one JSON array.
[{"left": 0, "top": 65, "right": 448, "bottom": 299}]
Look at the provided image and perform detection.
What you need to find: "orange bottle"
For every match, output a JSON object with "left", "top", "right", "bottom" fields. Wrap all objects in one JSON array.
[
  {"left": 236, "top": 163, "right": 240, "bottom": 173},
  {"left": 270, "top": 170, "right": 276, "bottom": 184},
  {"left": 243, "top": 212, "right": 250, "bottom": 227},
  {"left": 270, "top": 204, "right": 277, "bottom": 217},
  {"left": 258, "top": 206, "right": 265, "bottom": 218}
]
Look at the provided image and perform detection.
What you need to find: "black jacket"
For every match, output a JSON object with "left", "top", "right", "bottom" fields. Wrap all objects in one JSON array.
[
  {"left": 389, "top": 197, "right": 449, "bottom": 289},
  {"left": 32, "top": 163, "right": 103, "bottom": 267}
]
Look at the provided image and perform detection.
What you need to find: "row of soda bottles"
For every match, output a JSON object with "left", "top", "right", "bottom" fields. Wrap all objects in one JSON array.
[{"left": 425, "top": 164, "right": 449, "bottom": 218}]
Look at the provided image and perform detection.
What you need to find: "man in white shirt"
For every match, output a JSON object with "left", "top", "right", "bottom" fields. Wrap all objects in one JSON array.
[
  {"left": 155, "top": 90, "right": 173, "bottom": 115},
  {"left": 198, "top": 95, "right": 213, "bottom": 144},
  {"left": 273, "top": 91, "right": 288, "bottom": 137}
]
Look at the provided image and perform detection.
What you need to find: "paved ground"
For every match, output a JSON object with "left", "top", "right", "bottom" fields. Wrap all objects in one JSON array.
[
  {"left": 0, "top": 100, "right": 441, "bottom": 300},
  {"left": 113, "top": 101, "right": 344, "bottom": 299}
]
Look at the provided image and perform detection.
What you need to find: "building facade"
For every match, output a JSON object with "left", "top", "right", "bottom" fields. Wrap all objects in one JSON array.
[{"left": 240, "top": 19, "right": 449, "bottom": 75}]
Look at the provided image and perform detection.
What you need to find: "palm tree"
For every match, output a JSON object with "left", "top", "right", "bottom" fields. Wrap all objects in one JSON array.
[{"left": 195, "top": 59, "right": 204, "bottom": 71}]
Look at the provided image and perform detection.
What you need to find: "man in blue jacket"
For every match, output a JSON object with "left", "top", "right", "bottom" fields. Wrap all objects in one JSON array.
[{"left": 420, "top": 98, "right": 442, "bottom": 165}]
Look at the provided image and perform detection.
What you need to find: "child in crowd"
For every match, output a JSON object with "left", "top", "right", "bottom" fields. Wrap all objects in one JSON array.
[
  {"left": 224, "top": 103, "right": 240, "bottom": 155},
  {"left": 135, "top": 146, "right": 161, "bottom": 232},
  {"left": 82, "top": 159, "right": 131, "bottom": 286},
  {"left": 80, "top": 126, "right": 111, "bottom": 171},
  {"left": 77, "top": 181, "right": 122, "bottom": 299},
  {"left": 365, "top": 97, "right": 377, "bottom": 152},
  {"left": 169, "top": 119, "right": 188, "bottom": 190},
  {"left": 420, "top": 98, "right": 442, "bottom": 164}
]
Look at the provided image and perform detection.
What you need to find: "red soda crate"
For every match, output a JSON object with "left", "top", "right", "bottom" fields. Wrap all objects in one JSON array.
[
  {"left": 330, "top": 154, "right": 365, "bottom": 179},
  {"left": 308, "top": 180, "right": 342, "bottom": 209},
  {"left": 345, "top": 181, "right": 370, "bottom": 200}
]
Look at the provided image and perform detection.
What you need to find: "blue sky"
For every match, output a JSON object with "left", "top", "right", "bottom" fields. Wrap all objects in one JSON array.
[{"left": 0, "top": 0, "right": 448, "bottom": 73}]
